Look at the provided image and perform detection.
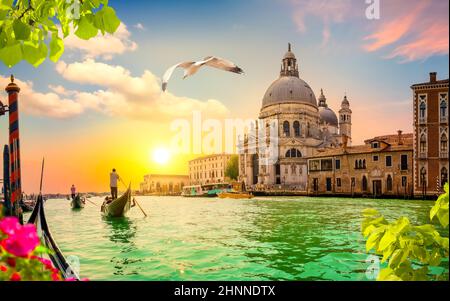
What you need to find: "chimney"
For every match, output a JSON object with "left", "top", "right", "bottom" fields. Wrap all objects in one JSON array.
[
  {"left": 430, "top": 72, "right": 437, "bottom": 83},
  {"left": 397, "top": 130, "right": 403, "bottom": 145}
]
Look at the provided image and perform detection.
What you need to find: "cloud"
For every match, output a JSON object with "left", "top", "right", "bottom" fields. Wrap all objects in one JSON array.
[
  {"left": 291, "top": 0, "right": 449, "bottom": 62},
  {"left": 0, "top": 61, "right": 229, "bottom": 120},
  {"left": 64, "top": 23, "right": 138, "bottom": 60},
  {"left": 134, "top": 23, "right": 146, "bottom": 31},
  {"left": 292, "top": 0, "right": 357, "bottom": 46},
  {"left": 363, "top": 0, "right": 449, "bottom": 62}
]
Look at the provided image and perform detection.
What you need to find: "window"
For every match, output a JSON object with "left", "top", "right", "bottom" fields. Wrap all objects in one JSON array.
[
  {"left": 441, "top": 100, "right": 448, "bottom": 119},
  {"left": 386, "top": 156, "right": 392, "bottom": 167},
  {"left": 309, "top": 160, "right": 321, "bottom": 172},
  {"left": 401, "top": 155, "right": 408, "bottom": 170},
  {"left": 419, "top": 100, "right": 426, "bottom": 121},
  {"left": 386, "top": 175, "right": 393, "bottom": 192},
  {"left": 321, "top": 159, "right": 333, "bottom": 171},
  {"left": 420, "top": 134, "right": 427, "bottom": 153},
  {"left": 372, "top": 142, "right": 379, "bottom": 149},
  {"left": 362, "top": 176, "right": 368, "bottom": 191},
  {"left": 442, "top": 167, "right": 448, "bottom": 187},
  {"left": 294, "top": 121, "right": 301, "bottom": 137},
  {"left": 335, "top": 159, "right": 341, "bottom": 170},
  {"left": 441, "top": 134, "right": 448, "bottom": 154},
  {"left": 355, "top": 160, "right": 358, "bottom": 169},
  {"left": 373, "top": 155, "right": 379, "bottom": 162},
  {"left": 420, "top": 167, "right": 427, "bottom": 187},
  {"left": 363, "top": 159, "right": 366, "bottom": 169},
  {"left": 402, "top": 176, "right": 407, "bottom": 187},
  {"left": 336, "top": 178, "right": 342, "bottom": 187},
  {"left": 326, "top": 178, "right": 332, "bottom": 192},
  {"left": 283, "top": 121, "right": 290, "bottom": 137},
  {"left": 286, "top": 148, "right": 302, "bottom": 158}
]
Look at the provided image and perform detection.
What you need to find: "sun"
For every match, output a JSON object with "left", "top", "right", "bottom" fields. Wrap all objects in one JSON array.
[{"left": 152, "top": 148, "right": 171, "bottom": 165}]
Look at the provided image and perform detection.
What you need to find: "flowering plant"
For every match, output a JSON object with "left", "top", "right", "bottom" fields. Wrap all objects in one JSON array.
[{"left": 0, "top": 216, "right": 63, "bottom": 281}]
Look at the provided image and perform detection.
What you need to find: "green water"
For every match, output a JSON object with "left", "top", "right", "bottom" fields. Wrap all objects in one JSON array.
[{"left": 26, "top": 196, "right": 448, "bottom": 281}]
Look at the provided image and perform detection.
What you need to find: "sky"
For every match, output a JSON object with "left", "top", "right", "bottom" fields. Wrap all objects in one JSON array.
[{"left": 0, "top": 0, "right": 448, "bottom": 193}]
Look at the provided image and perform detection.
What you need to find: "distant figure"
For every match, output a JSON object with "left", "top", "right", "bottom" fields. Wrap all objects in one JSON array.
[
  {"left": 110, "top": 169, "right": 120, "bottom": 200},
  {"left": 71, "top": 185, "right": 76, "bottom": 200}
]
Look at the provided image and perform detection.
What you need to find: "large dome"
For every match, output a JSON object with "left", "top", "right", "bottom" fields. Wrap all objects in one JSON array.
[{"left": 262, "top": 76, "right": 318, "bottom": 109}]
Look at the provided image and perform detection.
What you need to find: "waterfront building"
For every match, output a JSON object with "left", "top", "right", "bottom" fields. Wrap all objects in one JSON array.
[
  {"left": 411, "top": 72, "right": 449, "bottom": 196},
  {"left": 307, "top": 132, "right": 414, "bottom": 197},
  {"left": 189, "top": 154, "right": 233, "bottom": 185},
  {"left": 239, "top": 44, "right": 351, "bottom": 190},
  {"left": 139, "top": 174, "right": 189, "bottom": 195}
]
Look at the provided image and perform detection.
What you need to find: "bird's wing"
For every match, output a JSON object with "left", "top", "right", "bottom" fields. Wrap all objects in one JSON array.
[
  {"left": 162, "top": 61, "right": 195, "bottom": 92},
  {"left": 203, "top": 56, "right": 244, "bottom": 74}
]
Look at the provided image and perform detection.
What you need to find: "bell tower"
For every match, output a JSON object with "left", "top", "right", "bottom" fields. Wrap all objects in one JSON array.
[{"left": 339, "top": 94, "right": 352, "bottom": 146}]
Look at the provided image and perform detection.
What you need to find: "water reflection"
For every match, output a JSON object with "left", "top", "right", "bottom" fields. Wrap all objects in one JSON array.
[{"left": 103, "top": 217, "right": 143, "bottom": 276}]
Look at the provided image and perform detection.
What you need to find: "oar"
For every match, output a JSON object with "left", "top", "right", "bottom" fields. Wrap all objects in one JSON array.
[
  {"left": 85, "top": 198, "right": 98, "bottom": 207},
  {"left": 119, "top": 178, "right": 148, "bottom": 217}
]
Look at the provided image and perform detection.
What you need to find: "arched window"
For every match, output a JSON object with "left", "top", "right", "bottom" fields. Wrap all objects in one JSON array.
[
  {"left": 420, "top": 134, "right": 427, "bottom": 153},
  {"left": 358, "top": 160, "right": 363, "bottom": 169},
  {"left": 420, "top": 102, "right": 426, "bottom": 120},
  {"left": 387, "top": 175, "right": 393, "bottom": 192},
  {"left": 362, "top": 176, "right": 368, "bottom": 191},
  {"left": 440, "top": 100, "right": 447, "bottom": 118},
  {"left": 286, "top": 148, "right": 302, "bottom": 158},
  {"left": 293, "top": 121, "right": 301, "bottom": 137},
  {"left": 441, "top": 134, "right": 448, "bottom": 153},
  {"left": 363, "top": 159, "right": 366, "bottom": 169},
  {"left": 441, "top": 167, "right": 448, "bottom": 187},
  {"left": 283, "top": 121, "right": 290, "bottom": 137},
  {"left": 355, "top": 160, "right": 358, "bottom": 169}
]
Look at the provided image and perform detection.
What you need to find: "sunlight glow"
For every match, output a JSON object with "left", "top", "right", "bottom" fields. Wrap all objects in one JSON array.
[{"left": 152, "top": 148, "right": 171, "bottom": 165}]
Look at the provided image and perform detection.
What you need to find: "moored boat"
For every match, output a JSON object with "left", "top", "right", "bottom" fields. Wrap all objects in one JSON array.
[
  {"left": 218, "top": 191, "right": 254, "bottom": 199},
  {"left": 101, "top": 187, "right": 132, "bottom": 217},
  {"left": 181, "top": 185, "right": 208, "bottom": 197},
  {"left": 71, "top": 194, "right": 85, "bottom": 209}
]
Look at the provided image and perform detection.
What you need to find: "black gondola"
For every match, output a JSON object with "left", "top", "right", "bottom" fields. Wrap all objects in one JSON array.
[{"left": 28, "top": 195, "right": 80, "bottom": 280}]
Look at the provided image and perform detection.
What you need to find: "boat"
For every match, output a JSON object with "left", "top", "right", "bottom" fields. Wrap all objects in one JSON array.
[
  {"left": 101, "top": 187, "right": 132, "bottom": 217},
  {"left": 28, "top": 195, "right": 80, "bottom": 280},
  {"left": 19, "top": 198, "right": 35, "bottom": 212},
  {"left": 181, "top": 185, "right": 208, "bottom": 197},
  {"left": 71, "top": 194, "right": 85, "bottom": 209},
  {"left": 218, "top": 191, "right": 254, "bottom": 199},
  {"left": 202, "top": 183, "right": 232, "bottom": 197}
]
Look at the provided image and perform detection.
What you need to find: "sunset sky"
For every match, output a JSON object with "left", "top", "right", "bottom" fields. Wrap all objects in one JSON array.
[{"left": 0, "top": 0, "right": 448, "bottom": 193}]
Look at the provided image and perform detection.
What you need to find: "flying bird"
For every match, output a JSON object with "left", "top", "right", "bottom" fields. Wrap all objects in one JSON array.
[{"left": 162, "top": 56, "right": 244, "bottom": 92}]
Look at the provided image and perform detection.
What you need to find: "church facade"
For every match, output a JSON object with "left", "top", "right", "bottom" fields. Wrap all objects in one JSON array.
[{"left": 238, "top": 44, "right": 351, "bottom": 190}]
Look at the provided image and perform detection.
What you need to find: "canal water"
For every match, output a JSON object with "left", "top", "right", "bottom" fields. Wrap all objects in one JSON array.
[{"left": 26, "top": 196, "right": 448, "bottom": 281}]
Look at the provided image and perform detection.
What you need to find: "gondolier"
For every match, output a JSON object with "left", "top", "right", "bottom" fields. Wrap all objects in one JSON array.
[
  {"left": 110, "top": 169, "right": 120, "bottom": 200},
  {"left": 70, "top": 184, "right": 76, "bottom": 200}
]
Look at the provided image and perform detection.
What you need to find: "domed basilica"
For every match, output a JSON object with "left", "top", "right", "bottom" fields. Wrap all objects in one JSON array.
[{"left": 239, "top": 44, "right": 353, "bottom": 190}]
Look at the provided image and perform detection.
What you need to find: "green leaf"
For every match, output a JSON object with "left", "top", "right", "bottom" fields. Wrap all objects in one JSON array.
[
  {"left": 23, "top": 41, "right": 48, "bottom": 67},
  {"left": 75, "top": 15, "right": 98, "bottom": 40},
  {"left": 377, "top": 268, "right": 402, "bottom": 281},
  {"left": 366, "top": 227, "right": 385, "bottom": 252},
  {"left": 49, "top": 34, "right": 64, "bottom": 62},
  {"left": 0, "top": 43, "right": 23, "bottom": 67},
  {"left": 101, "top": 6, "right": 120, "bottom": 34},
  {"left": 13, "top": 19, "right": 31, "bottom": 40},
  {"left": 378, "top": 230, "right": 397, "bottom": 252}
]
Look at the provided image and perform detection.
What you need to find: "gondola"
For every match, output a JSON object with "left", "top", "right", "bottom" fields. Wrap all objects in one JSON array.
[
  {"left": 28, "top": 195, "right": 80, "bottom": 280},
  {"left": 19, "top": 199, "right": 35, "bottom": 212},
  {"left": 101, "top": 187, "right": 132, "bottom": 218},
  {"left": 71, "top": 194, "right": 85, "bottom": 209}
]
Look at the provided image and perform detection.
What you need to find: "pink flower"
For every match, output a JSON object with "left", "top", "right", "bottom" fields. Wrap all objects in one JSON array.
[
  {"left": 51, "top": 272, "right": 61, "bottom": 281},
  {"left": 0, "top": 265, "right": 7, "bottom": 272},
  {"left": 10, "top": 272, "right": 21, "bottom": 281},
  {"left": 1, "top": 224, "right": 40, "bottom": 257},
  {"left": 0, "top": 217, "right": 21, "bottom": 236},
  {"left": 65, "top": 277, "right": 77, "bottom": 282}
]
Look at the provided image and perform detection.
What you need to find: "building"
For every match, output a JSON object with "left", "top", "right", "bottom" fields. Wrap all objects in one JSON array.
[
  {"left": 411, "top": 72, "right": 449, "bottom": 197},
  {"left": 139, "top": 174, "right": 189, "bottom": 195},
  {"left": 307, "top": 132, "right": 414, "bottom": 197},
  {"left": 239, "top": 44, "right": 351, "bottom": 190},
  {"left": 189, "top": 154, "right": 234, "bottom": 185}
]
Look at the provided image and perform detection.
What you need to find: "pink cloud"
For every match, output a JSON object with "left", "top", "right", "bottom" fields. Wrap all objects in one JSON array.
[{"left": 363, "top": 1, "right": 429, "bottom": 52}]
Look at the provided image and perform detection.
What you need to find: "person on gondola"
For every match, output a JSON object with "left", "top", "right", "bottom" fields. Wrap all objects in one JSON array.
[
  {"left": 70, "top": 184, "right": 76, "bottom": 200},
  {"left": 110, "top": 169, "right": 121, "bottom": 200}
]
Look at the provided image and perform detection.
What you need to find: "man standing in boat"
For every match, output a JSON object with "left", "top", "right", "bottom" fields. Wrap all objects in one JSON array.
[
  {"left": 110, "top": 169, "right": 121, "bottom": 200},
  {"left": 71, "top": 184, "right": 76, "bottom": 200}
]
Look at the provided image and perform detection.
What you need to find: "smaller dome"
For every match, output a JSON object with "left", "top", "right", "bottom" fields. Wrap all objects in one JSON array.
[
  {"left": 319, "top": 107, "right": 339, "bottom": 127},
  {"left": 284, "top": 51, "right": 296, "bottom": 59},
  {"left": 342, "top": 95, "right": 350, "bottom": 106}
]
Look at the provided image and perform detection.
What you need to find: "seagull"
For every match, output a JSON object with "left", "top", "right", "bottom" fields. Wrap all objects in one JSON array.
[{"left": 162, "top": 56, "right": 244, "bottom": 92}]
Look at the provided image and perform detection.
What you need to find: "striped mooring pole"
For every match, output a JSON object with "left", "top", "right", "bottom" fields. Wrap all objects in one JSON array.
[{"left": 6, "top": 75, "right": 22, "bottom": 219}]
